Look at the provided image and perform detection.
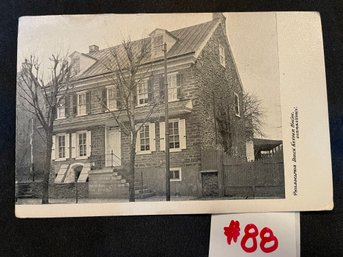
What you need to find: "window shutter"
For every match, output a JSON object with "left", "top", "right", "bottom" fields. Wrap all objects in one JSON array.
[
  {"left": 149, "top": 122, "right": 156, "bottom": 152},
  {"left": 179, "top": 119, "right": 187, "bottom": 149},
  {"left": 177, "top": 73, "right": 182, "bottom": 99},
  {"left": 72, "top": 94, "right": 77, "bottom": 116},
  {"left": 86, "top": 91, "right": 91, "bottom": 114},
  {"left": 159, "top": 122, "right": 165, "bottom": 151},
  {"left": 65, "top": 133, "right": 70, "bottom": 159},
  {"left": 71, "top": 133, "right": 76, "bottom": 158},
  {"left": 65, "top": 95, "right": 70, "bottom": 117},
  {"left": 148, "top": 78, "right": 154, "bottom": 103},
  {"left": 159, "top": 75, "right": 165, "bottom": 102},
  {"left": 53, "top": 108, "right": 57, "bottom": 120},
  {"left": 133, "top": 84, "right": 137, "bottom": 106},
  {"left": 51, "top": 135, "right": 56, "bottom": 160},
  {"left": 86, "top": 131, "right": 92, "bottom": 157},
  {"left": 116, "top": 85, "right": 122, "bottom": 109},
  {"left": 102, "top": 88, "right": 107, "bottom": 112},
  {"left": 135, "top": 127, "right": 140, "bottom": 153}
]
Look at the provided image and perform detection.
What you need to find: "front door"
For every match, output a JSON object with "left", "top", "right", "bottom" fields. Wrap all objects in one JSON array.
[{"left": 106, "top": 127, "right": 121, "bottom": 167}]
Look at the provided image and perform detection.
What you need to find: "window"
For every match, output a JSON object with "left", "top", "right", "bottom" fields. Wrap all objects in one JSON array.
[
  {"left": 234, "top": 92, "right": 240, "bottom": 117},
  {"left": 167, "top": 74, "right": 178, "bottom": 101},
  {"left": 107, "top": 87, "right": 117, "bottom": 111},
  {"left": 139, "top": 125, "right": 150, "bottom": 151},
  {"left": 219, "top": 44, "right": 225, "bottom": 67},
  {"left": 52, "top": 133, "right": 69, "bottom": 161},
  {"left": 152, "top": 35, "right": 163, "bottom": 57},
  {"left": 77, "top": 92, "right": 87, "bottom": 116},
  {"left": 78, "top": 132, "right": 87, "bottom": 157},
  {"left": 57, "top": 97, "right": 66, "bottom": 119},
  {"left": 71, "top": 131, "right": 91, "bottom": 159},
  {"left": 137, "top": 81, "right": 148, "bottom": 106},
  {"left": 136, "top": 123, "right": 156, "bottom": 154},
  {"left": 169, "top": 168, "right": 182, "bottom": 181},
  {"left": 160, "top": 119, "right": 186, "bottom": 152},
  {"left": 169, "top": 121, "right": 180, "bottom": 149},
  {"left": 58, "top": 135, "right": 65, "bottom": 158}
]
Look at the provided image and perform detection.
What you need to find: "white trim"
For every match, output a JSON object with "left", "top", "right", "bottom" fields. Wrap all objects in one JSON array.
[
  {"left": 106, "top": 86, "right": 118, "bottom": 111},
  {"left": 234, "top": 92, "right": 241, "bottom": 117},
  {"left": 75, "top": 130, "right": 88, "bottom": 159},
  {"left": 55, "top": 133, "right": 67, "bottom": 161},
  {"left": 170, "top": 167, "right": 182, "bottom": 182},
  {"left": 77, "top": 92, "right": 87, "bottom": 116},
  {"left": 167, "top": 73, "right": 179, "bottom": 102},
  {"left": 56, "top": 96, "right": 66, "bottom": 120},
  {"left": 137, "top": 79, "right": 149, "bottom": 107},
  {"left": 136, "top": 123, "right": 155, "bottom": 154},
  {"left": 71, "top": 133, "right": 76, "bottom": 158},
  {"left": 160, "top": 119, "right": 186, "bottom": 152},
  {"left": 219, "top": 43, "right": 226, "bottom": 67},
  {"left": 51, "top": 135, "right": 56, "bottom": 160}
]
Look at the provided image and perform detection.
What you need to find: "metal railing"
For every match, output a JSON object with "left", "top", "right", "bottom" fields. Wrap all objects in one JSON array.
[{"left": 91, "top": 151, "right": 122, "bottom": 170}]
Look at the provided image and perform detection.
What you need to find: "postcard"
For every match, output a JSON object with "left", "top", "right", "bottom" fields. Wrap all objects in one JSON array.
[{"left": 15, "top": 12, "right": 333, "bottom": 217}]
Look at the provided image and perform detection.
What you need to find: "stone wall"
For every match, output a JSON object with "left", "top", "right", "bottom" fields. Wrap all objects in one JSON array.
[
  {"left": 49, "top": 182, "right": 88, "bottom": 199},
  {"left": 194, "top": 24, "right": 247, "bottom": 158},
  {"left": 90, "top": 125, "right": 106, "bottom": 169},
  {"left": 15, "top": 181, "right": 43, "bottom": 199}
]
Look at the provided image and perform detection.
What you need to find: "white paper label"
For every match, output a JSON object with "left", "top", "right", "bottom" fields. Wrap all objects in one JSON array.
[{"left": 209, "top": 213, "right": 300, "bottom": 257}]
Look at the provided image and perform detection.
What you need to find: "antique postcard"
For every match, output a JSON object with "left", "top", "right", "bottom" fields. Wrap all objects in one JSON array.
[{"left": 15, "top": 12, "right": 333, "bottom": 217}]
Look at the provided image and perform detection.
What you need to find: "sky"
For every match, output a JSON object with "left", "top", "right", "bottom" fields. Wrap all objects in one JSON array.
[{"left": 17, "top": 13, "right": 282, "bottom": 140}]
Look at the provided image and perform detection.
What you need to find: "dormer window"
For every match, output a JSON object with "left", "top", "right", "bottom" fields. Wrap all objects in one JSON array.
[
  {"left": 152, "top": 35, "right": 164, "bottom": 58},
  {"left": 150, "top": 29, "right": 177, "bottom": 59}
]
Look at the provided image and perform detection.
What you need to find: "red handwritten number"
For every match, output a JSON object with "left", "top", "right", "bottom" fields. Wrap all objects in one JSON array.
[
  {"left": 260, "top": 227, "right": 279, "bottom": 253},
  {"left": 224, "top": 220, "right": 240, "bottom": 245},
  {"left": 240, "top": 224, "right": 258, "bottom": 253}
]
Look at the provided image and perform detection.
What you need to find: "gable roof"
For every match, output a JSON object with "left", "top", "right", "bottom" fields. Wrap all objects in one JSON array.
[{"left": 73, "top": 19, "right": 219, "bottom": 80}]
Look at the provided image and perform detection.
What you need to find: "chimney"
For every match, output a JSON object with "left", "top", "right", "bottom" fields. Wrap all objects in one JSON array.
[
  {"left": 212, "top": 12, "right": 227, "bottom": 36},
  {"left": 89, "top": 45, "right": 99, "bottom": 53},
  {"left": 21, "top": 59, "right": 32, "bottom": 71}
]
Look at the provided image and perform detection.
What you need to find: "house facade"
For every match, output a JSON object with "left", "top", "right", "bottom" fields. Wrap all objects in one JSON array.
[{"left": 50, "top": 13, "right": 246, "bottom": 198}]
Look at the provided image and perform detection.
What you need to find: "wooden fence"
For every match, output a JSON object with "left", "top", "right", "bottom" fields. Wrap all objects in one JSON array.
[{"left": 201, "top": 147, "right": 285, "bottom": 198}]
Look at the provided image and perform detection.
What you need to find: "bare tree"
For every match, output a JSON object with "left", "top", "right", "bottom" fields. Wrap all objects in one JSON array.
[
  {"left": 242, "top": 91, "right": 265, "bottom": 139},
  {"left": 17, "top": 55, "right": 71, "bottom": 204},
  {"left": 98, "top": 39, "right": 160, "bottom": 202}
]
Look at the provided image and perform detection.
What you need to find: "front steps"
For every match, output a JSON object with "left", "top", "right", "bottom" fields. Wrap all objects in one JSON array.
[{"left": 89, "top": 167, "right": 155, "bottom": 199}]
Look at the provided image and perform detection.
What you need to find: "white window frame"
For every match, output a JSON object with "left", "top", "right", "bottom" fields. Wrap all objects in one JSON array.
[
  {"left": 168, "top": 119, "right": 181, "bottom": 151},
  {"left": 234, "top": 92, "right": 240, "bottom": 117},
  {"left": 55, "top": 133, "right": 69, "bottom": 161},
  {"left": 106, "top": 86, "right": 117, "bottom": 111},
  {"left": 137, "top": 80, "right": 149, "bottom": 106},
  {"left": 77, "top": 91, "right": 87, "bottom": 116},
  {"left": 170, "top": 167, "right": 182, "bottom": 182},
  {"left": 76, "top": 130, "right": 88, "bottom": 160},
  {"left": 160, "top": 119, "right": 186, "bottom": 152},
  {"left": 167, "top": 73, "right": 178, "bottom": 102},
  {"left": 136, "top": 123, "right": 156, "bottom": 155},
  {"left": 56, "top": 96, "right": 66, "bottom": 119},
  {"left": 219, "top": 44, "right": 225, "bottom": 67}
]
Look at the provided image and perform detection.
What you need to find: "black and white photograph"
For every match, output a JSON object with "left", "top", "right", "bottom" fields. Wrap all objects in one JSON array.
[{"left": 15, "top": 12, "right": 332, "bottom": 217}]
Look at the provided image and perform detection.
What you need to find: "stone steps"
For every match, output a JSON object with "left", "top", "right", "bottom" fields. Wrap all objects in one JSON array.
[{"left": 89, "top": 167, "right": 155, "bottom": 199}]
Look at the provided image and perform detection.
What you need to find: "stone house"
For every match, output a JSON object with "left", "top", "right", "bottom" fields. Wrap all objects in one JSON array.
[{"left": 50, "top": 13, "right": 246, "bottom": 198}]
